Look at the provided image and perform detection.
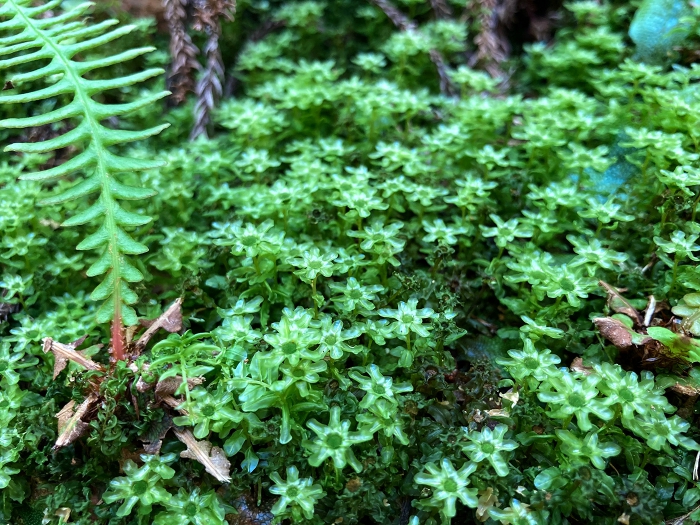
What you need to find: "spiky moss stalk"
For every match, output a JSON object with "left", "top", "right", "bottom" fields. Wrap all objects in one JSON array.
[{"left": 0, "top": 0, "right": 170, "bottom": 358}]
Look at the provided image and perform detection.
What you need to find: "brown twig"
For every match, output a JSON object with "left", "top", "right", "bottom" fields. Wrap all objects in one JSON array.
[
  {"left": 163, "top": 0, "right": 201, "bottom": 104},
  {"left": 665, "top": 504, "right": 700, "bottom": 525},
  {"left": 370, "top": 0, "right": 456, "bottom": 96},
  {"left": 190, "top": 0, "right": 236, "bottom": 140},
  {"left": 223, "top": 18, "right": 286, "bottom": 98}
]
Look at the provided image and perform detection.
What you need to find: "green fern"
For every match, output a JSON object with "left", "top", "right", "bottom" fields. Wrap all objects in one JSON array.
[{"left": 0, "top": 0, "right": 169, "bottom": 330}]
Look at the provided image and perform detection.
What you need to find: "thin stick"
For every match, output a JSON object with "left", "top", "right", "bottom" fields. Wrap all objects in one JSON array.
[{"left": 370, "top": 0, "right": 457, "bottom": 96}]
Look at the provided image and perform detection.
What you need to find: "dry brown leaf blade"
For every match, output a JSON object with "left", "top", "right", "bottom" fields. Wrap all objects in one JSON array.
[
  {"left": 593, "top": 317, "right": 651, "bottom": 349},
  {"left": 43, "top": 337, "right": 103, "bottom": 379},
  {"left": 599, "top": 281, "right": 643, "bottom": 326},
  {"left": 141, "top": 413, "right": 174, "bottom": 455},
  {"left": 173, "top": 427, "right": 231, "bottom": 483},
  {"left": 570, "top": 357, "right": 593, "bottom": 376},
  {"left": 54, "top": 394, "right": 99, "bottom": 450},
  {"left": 155, "top": 375, "right": 205, "bottom": 398},
  {"left": 134, "top": 298, "right": 183, "bottom": 354}
]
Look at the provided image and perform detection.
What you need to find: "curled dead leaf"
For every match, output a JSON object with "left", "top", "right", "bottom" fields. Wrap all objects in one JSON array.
[
  {"left": 159, "top": 395, "right": 184, "bottom": 412},
  {"left": 671, "top": 383, "right": 700, "bottom": 396},
  {"left": 499, "top": 389, "right": 519, "bottom": 406},
  {"left": 43, "top": 336, "right": 102, "bottom": 379},
  {"left": 570, "top": 357, "right": 593, "bottom": 376},
  {"left": 593, "top": 317, "right": 651, "bottom": 349},
  {"left": 476, "top": 488, "right": 499, "bottom": 522},
  {"left": 141, "top": 413, "right": 174, "bottom": 455},
  {"left": 644, "top": 295, "right": 657, "bottom": 327},
  {"left": 155, "top": 376, "right": 205, "bottom": 398},
  {"left": 54, "top": 394, "right": 99, "bottom": 450},
  {"left": 173, "top": 427, "right": 231, "bottom": 483},
  {"left": 599, "top": 281, "right": 643, "bottom": 326},
  {"left": 133, "top": 298, "right": 183, "bottom": 354},
  {"left": 54, "top": 507, "right": 71, "bottom": 523}
]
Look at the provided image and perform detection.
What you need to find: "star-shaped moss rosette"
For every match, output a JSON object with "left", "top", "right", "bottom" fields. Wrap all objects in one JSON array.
[
  {"left": 555, "top": 430, "right": 621, "bottom": 469},
  {"left": 153, "top": 488, "right": 226, "bottom": 525},
  {"left": 496, "top": 338, "right": 561, "bottom": 386},
  {"left": 537, "top": 371, "right": 615, "bottom": 431},
  {"left": 488, "top": 498, "right": 549, "bottom": 525},
  {"left": 593, "top": 362, "right": 675, "bottom": 421},
  {"left": 102, "top": 453, "right": 176, "bottom": 517},
  {"left": 414, "top": 458, "right": 479, "bottom": 520},
  {"left": 461, "top": 424, "right": 518, "bottom": 477},
  {"left": 269, "top": 466, "right": 326, "bottom": 521},
  {"left": 349, "top": 363, "right": 413, "bottom": 408},
  {"left": 302, "top": 406, "right": 374, "bottom": 472}
]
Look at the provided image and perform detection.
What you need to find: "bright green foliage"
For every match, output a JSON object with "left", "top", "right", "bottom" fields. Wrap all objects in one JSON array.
[
  {"left": 3, "top": 1, "right": 700, "bottom": 524},
  {"left": 349, "top": 364, "right": 412, "bottom": 408},
  {"left": 302, "top": 406, "right": 374, "bottom": 472},
  {"left": 497, "top": 338, "right": 561, "bottom": 386},
  {"left": 0, "top": 0, "right": 168, "bottom": 325},
  {"left": 152, "top": 488, "right": 226, "bottom": 525},
  {"left": 102, "top": 453, "right": 176, "bottom": 517},
  {"left": 414, "top": 459, "right": 478, "bottom": 523},
  {"left": 555, "top": 430, "right": 621, "bottom": 469},
  {"left": 488, "top": 499, "right": 548, "bottom": 525},
  {"left": 538, "top": 371, "right": 615, "bottom": 431},
  {"left": 460, "top": 424, "right": 518, "bottom": 477},
  {"left": 269, "top": 466, "right": 326, "bottom": 522}
]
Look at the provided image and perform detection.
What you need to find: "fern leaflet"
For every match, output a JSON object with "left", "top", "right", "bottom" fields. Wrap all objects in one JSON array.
[{"left": 0, "top": 0, "right": 169, "bottom": 333}]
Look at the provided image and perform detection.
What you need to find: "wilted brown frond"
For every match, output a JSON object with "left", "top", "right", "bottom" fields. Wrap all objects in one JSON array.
[
  {"left": 370, "top": 0, "right": 416, "bottom": 31},
  {"left": 190, "top": 0, "right": 237, "bottom": 140},
  {"left": 471, "top": 0, "right": 509, "bottom": 78},
  {"left": 429, "top": 0, "right": 453, "bottom": 19},
  {"left": 163, "top": 0, "right": 201, "bottom": 104},
  {"left": 370, "top": 0, "right": 456, "bottom": 96}
]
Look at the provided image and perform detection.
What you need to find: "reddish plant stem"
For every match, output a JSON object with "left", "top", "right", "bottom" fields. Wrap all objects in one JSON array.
[{"left": 111, "top": 310, "right": 126, "bottom": 362}]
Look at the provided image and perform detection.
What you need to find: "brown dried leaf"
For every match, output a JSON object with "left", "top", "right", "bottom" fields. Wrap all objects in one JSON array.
[
  {"left": 599, "top": 281, "right": 643, "bottom": 326},
  {"left": 476, "top": 487, "right": 499, "bottom": 522},
  {"left": 54, "top": 394, "right": 99, "bottom": 450},
  {"left": 593, "top": 317, "right": 651, "bottom": 349},
  {"left": 141, "top": 413, "right": 174, "bottom": 455},
  {"left": 160, "top": 395, "right": 184, "bottom": 411},
  {"left": 134, "top": 298, "right": 183, "bottom": 354},
  {"left": 570, "top": 357, "right": 593, "bottom": 376},
  {"left": 54, "top": 508, "right": 71, "bottom": 523},
  {"left": 155, "top": 376, "right": 205, "bottom": 398},
  {"left": 173, "top": 427, "right": 231, "bottom": 483},
  {"left": 43, "top": 336, "right": 102, "bottom": 379},
  {"left": 670, "top": 383, "right": 700, "bottom": 396}
]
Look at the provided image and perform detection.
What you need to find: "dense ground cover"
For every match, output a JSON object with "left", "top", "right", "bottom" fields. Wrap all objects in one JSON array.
[{"left": 2, "top": 0, "right": 700, "bottom": 523}]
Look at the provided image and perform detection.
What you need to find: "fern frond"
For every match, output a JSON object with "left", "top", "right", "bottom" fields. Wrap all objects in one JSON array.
[{"left": 0, "top": 0, "right": 170, "bottom": 327}]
